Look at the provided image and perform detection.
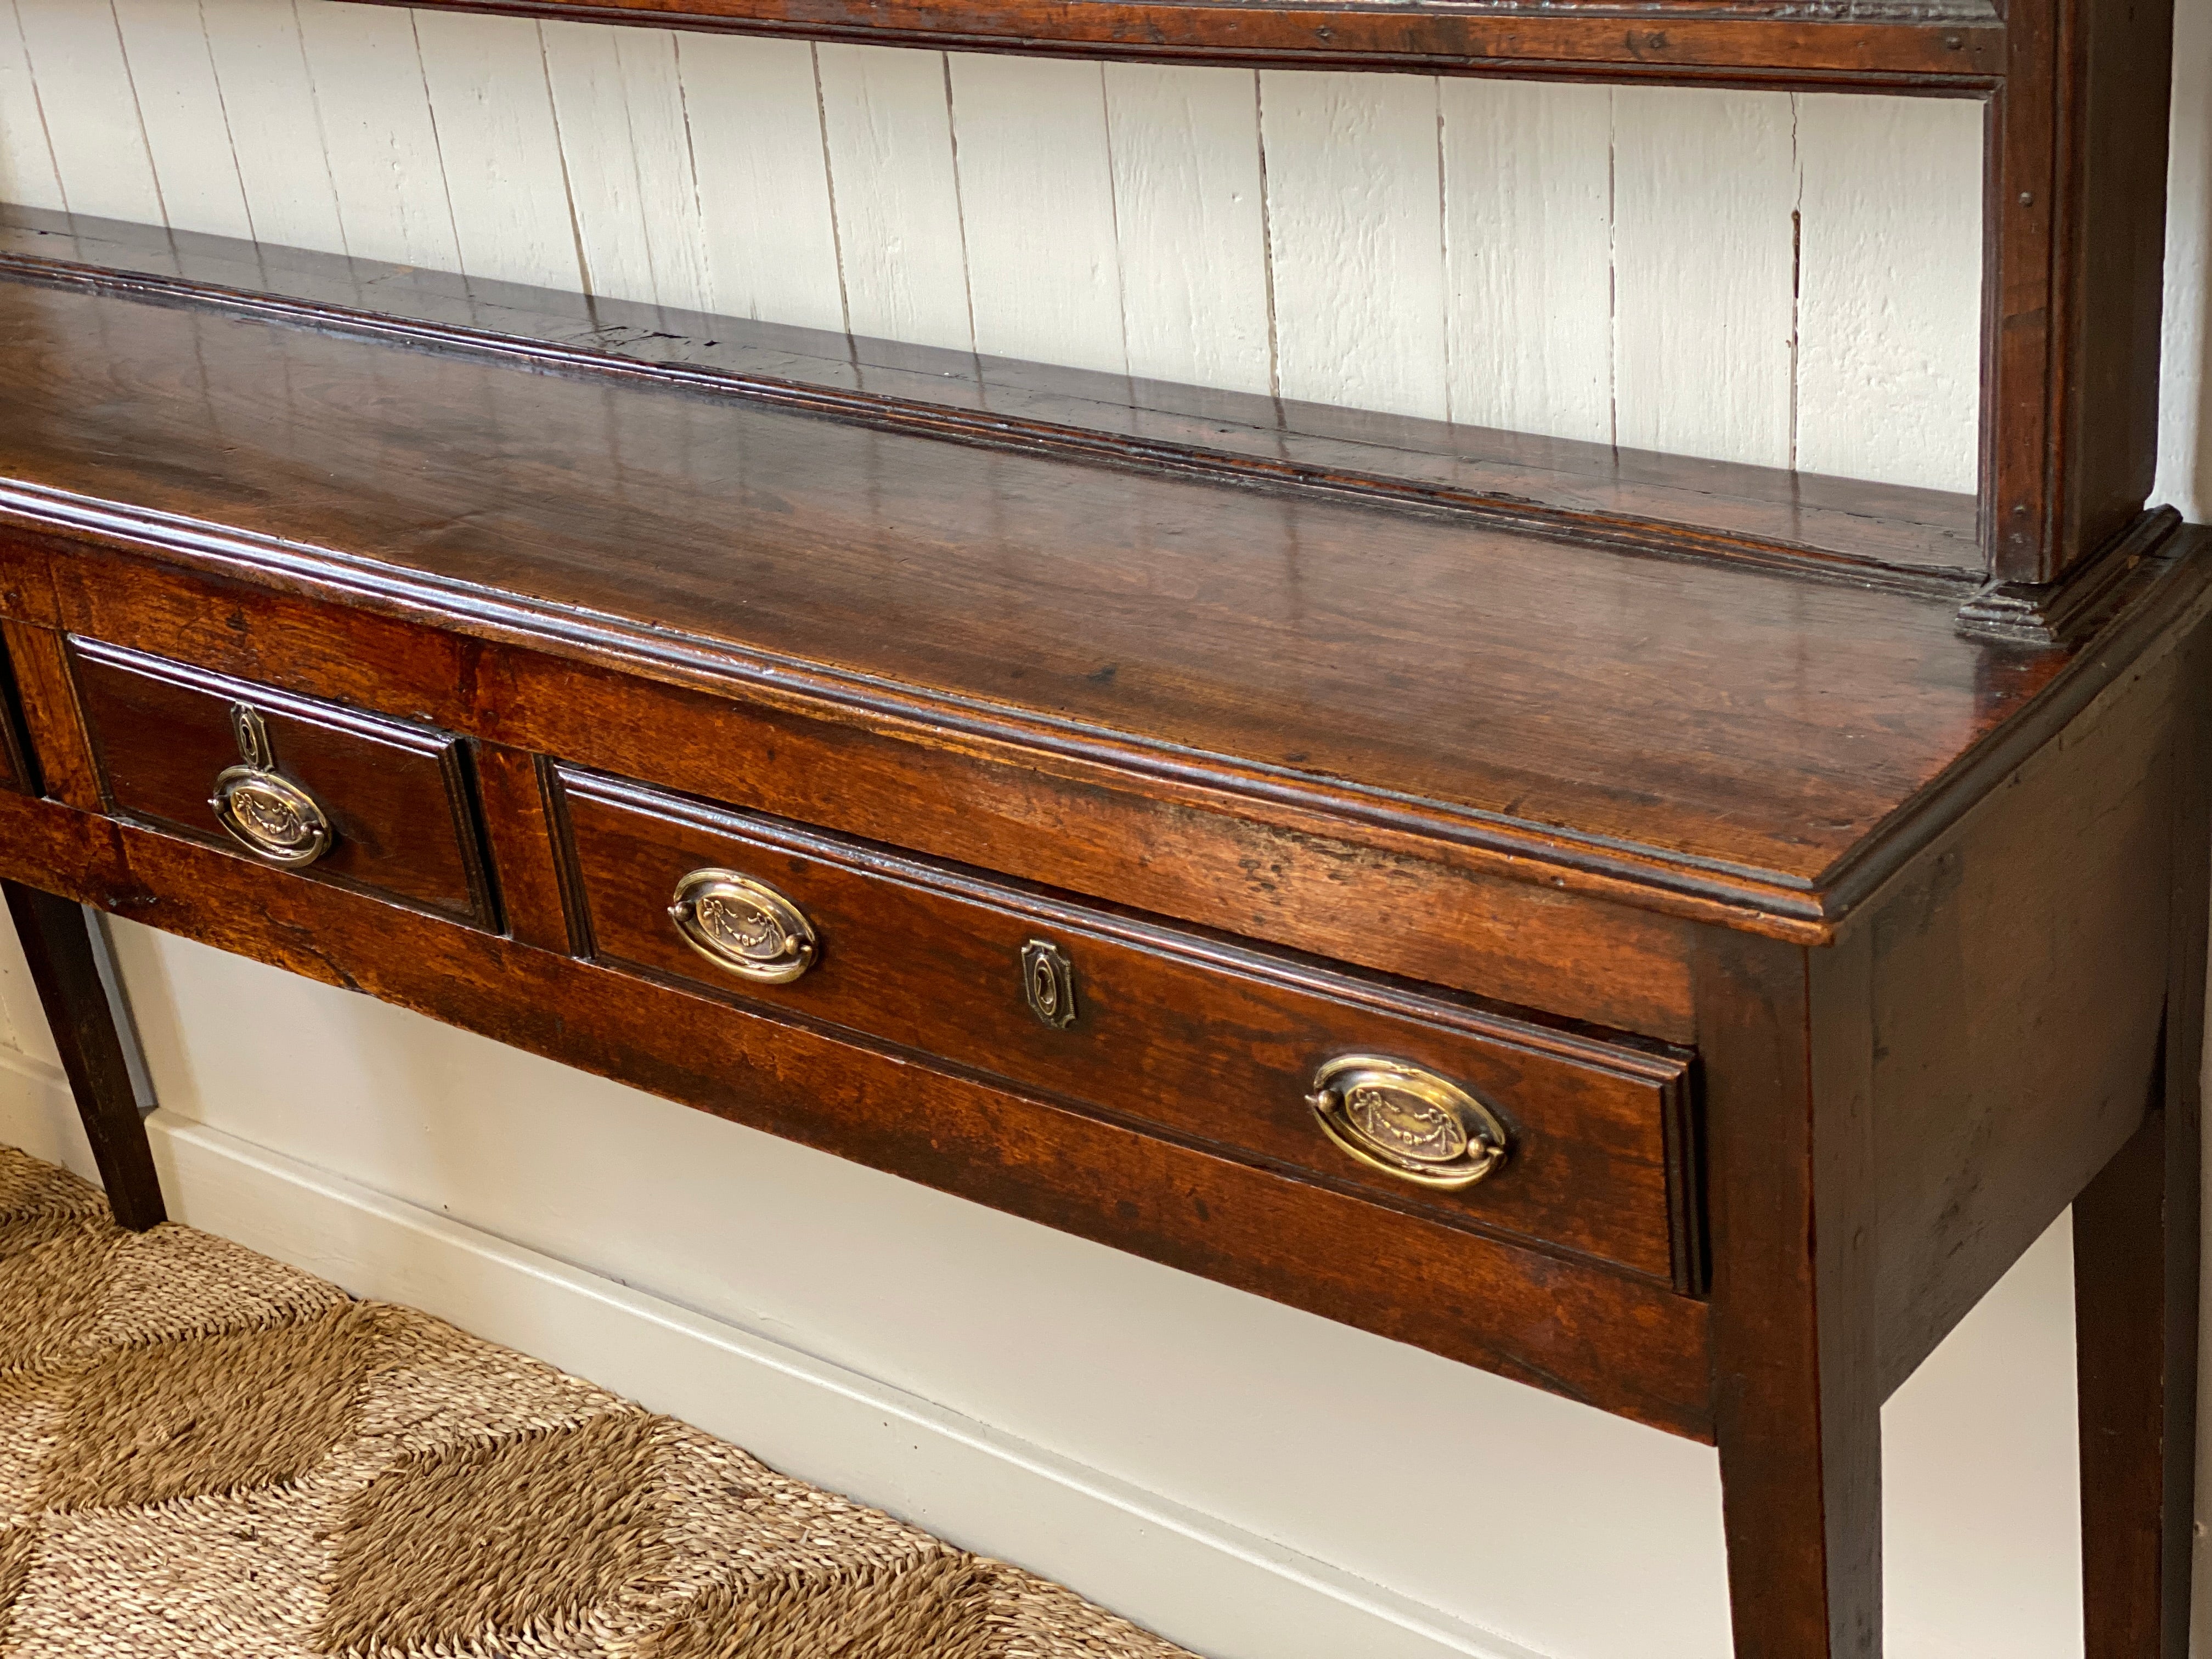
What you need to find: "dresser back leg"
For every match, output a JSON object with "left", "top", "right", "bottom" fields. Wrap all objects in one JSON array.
[
  {"left": 1, "top": 881, "right": 163, "bottom": 1231},
  {"left": 2074, "top": 1069, "right": 2200, "bottom": 1659},
  {"left": 2073, "top": 635, "right": 2208, "bottom": 1659}
]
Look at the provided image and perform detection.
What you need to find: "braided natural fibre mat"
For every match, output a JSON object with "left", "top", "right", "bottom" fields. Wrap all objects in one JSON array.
[{"left": 0, "top": 1147, "right": 1199, "bottom": 1659}]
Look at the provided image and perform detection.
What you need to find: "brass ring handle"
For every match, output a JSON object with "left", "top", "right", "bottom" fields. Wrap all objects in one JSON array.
[
  {"left": 1306, "top": 1055, "right": 1508, "bottom": 1191},
  {"left": 668, "top": 867, "right": 818, "bottom": 984},
  {"left": 208, "top": 704, "right": 333, "bottom": 869}
]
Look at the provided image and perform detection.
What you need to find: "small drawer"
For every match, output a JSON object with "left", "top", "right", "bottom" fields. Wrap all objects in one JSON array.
[
  {"left": 556, "top": 769, "right": 1700, "bottom": 1289},
  {"left": 70, "top": 639, "right": 495, "bottom": 928}
]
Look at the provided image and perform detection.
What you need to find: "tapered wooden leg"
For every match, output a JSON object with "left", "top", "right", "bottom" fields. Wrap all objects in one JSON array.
[
  {"left": 1716, "top": 1388, "right": 1881, "bottom": 1659},
  {"left": 2073, "top": 1078, "right": 2198, "bottom": 1659},
  {"left": 2, "top": 881, "right": 163, "bottom": 1230},
  {"left": 1701, "top": 926, "right": 1883, "bottom": 1658},
  {"left": 2072, "top": 608, "right": 2211, "bottom": 1659}
]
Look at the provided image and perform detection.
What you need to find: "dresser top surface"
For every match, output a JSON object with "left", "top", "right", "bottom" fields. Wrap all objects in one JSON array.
[{"left": 0, "top": 273, "right": 2184, "bottom": 906}]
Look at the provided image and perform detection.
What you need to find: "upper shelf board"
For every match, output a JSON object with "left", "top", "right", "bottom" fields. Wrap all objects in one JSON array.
[
  {"left": 0, "top": 207, "right": 1980, "bottom": 592},
  {"left": 380, "top": 0, "right": 2006, "bottom": 88}
]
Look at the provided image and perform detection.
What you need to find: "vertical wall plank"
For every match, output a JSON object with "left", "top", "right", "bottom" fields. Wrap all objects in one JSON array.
[
  {"left": 1795, "top": 93, "right": 1981, "bottom": 492},
  {"left": 1612, "top": 86, "right": 1797, "bottom": 467},
  {"left": 1441, "top": 79, "right": 1613, "bottom": 444},
  {"left": 675, "top": 35, "right": 844, "bottom": 332},
  {"left": 542, "top": 19, "right": 710, "bottom": 310},
  {"left": 815, "top": 43, "right": 972, "bottom": 350},
  {"left": 199, "top": 0, "right": 347, "bottom": 252},
  {"left": 410, "top": 8, "right": 584, "bottom": 292},
  {"left": 612, "top": 27, "right": 712, "bottom": 313},
  {"left": 1104, "top": 64, "right": 1271, "bottom": 396},
  {"left": 0, "top": 2, "right": 64, "bottom": 213},
  {"left": 112, "top": 0, "right": 252, "bottom": 239},
  {"left": 539, "top": 19, "right": 654, "bottom": 302},
  {"left": 1259, "top": 70, "right": 1449, "bottom": 420},
  {"left": 295, "top": 0, "right": 460, "bottom": 272},
  {"left": 949, "top": 54, "right": 1125, "bottom": 374},
  {"left": 12, "top": 0, "right": 163, "bottom": 223}
]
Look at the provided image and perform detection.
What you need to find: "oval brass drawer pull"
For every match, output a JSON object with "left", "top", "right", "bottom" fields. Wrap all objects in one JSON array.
[
  {"left": 208, "top": 703, "right": 333, "bottom": 869},
  {"left": 1306, "top": 1056, "right": 1508, "bottom": 1190},
  {"left": 668, "top": 867, "right": 818, "bottom": 984}
]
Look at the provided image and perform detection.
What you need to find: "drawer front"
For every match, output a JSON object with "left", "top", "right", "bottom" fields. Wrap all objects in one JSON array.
[
  {"left": 71, "top": 640, "right": 495, "bottom": 928},
  {"left": 557, "top": 769, "right": 1699, "bottom": 1288}
]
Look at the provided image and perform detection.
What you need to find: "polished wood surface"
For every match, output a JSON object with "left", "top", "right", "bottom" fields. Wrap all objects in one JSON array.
[
  {"left": 560, "top": 767, "right": 1699, "bottom": 1287},
  {"left": 1, "top": 270, "right": 2191, "bottom": 918}
]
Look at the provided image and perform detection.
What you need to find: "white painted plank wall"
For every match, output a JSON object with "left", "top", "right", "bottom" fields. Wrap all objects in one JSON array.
[{"left": 0, "top": 0, "right": 1984, "bottom": 493}]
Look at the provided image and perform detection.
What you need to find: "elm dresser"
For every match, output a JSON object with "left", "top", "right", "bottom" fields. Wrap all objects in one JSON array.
[{"left": 0, "top": 0, "right": 2198, "bottom": 1650}]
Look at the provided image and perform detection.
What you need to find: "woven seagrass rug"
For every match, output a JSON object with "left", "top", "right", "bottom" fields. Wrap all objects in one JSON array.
[{"left": 0, "top": 1146, "right": 1195, "bottom": 1658}]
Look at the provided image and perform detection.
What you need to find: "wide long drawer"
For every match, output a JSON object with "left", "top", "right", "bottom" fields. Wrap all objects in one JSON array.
[{"left": 554, "top": 767, "right": 1700, "bottom": 1288}]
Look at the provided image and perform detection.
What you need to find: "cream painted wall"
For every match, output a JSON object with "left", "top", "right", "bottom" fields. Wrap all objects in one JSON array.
[{"left": 0, "top": 1, "right": 2204, "bottom": 1655}]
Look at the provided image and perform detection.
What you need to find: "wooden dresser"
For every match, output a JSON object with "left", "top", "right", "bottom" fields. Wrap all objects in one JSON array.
[{"left": 0, "top": 0, "right": 2196, "bottom": 1647}]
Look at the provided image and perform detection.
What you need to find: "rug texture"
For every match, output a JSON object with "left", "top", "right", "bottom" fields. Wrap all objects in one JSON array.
[{"left": 0, "top": 1148, "right": 1195, "bottom": 1658}]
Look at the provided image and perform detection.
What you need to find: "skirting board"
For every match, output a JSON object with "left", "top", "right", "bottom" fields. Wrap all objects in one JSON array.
[{"left": 0, "top": 1051, "right": 1536, "bottom": 1659}]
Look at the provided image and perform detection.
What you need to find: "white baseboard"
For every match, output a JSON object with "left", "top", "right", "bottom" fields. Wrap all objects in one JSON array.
[
  {"left": 0, "top": 1047, "right": 94, "bottom": 1181},
  {"left": 139, "top": 1111, "right": 1545, "bottom": 1659}
]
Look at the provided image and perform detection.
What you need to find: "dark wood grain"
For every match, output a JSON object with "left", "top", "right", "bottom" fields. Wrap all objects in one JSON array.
[
  {"left": 1, "top": 880, "right": 161, "bottom": 1231},
  {"left": 559, "top": 767, "right": 1699, "bottom": 1285},
  {"left": 1, "top": 620, "right": 98, "bottom": 812},
  {"left": 359, "top": 0, "right": 2005, "bottom": 86},
  {"left": 1985, "top": 0, "right": 2177, "bottom": 585},
  {"left": 0, "top": 780, "right": 1720, "bottom": 1440},
  {"left": 69, "top": 639, "right": 496, "bottom": 929},
  {"left": 1863, "top": 592, "right": 2193, "bottom": 1391},
  {"left": 475, "top": 742, "right": 574, "bottom": 952},
  {"left": 0, "top": 625, "right": 37, "bottom": 797},
  {"left": 1702, "top": 923, "right": 1882, "bottom": 1658}
]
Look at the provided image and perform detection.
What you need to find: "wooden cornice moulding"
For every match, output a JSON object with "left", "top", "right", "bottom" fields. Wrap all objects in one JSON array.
[
  {"left": 1955, "top": 506, "right": 2188, "bottom": 645},
  {"left": 362, "top": 0, "right": 2008, "bottom": 86}
]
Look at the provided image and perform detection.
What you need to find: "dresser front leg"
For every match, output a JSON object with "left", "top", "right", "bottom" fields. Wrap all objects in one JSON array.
[
  {"left": 2, "top": 881, "right": 163, "bottom": 1231},
  {"left": 1700, "top": 925, "right": 1882, "bottom": 1657},
  {"left": 1714, "top": 1372, "right": 1880, "bottom": 1658}
]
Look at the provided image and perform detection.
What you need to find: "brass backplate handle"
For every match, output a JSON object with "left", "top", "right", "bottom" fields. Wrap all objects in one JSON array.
[
  {"left": 208, "top": 704, "right": 334, "bottom": 869},
  {"left": 669, "top": 867, "right": 819, "bottom": 985},
  {"left": 1306, "top": 1055, "right": 1508, "bottom": 1191}
]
